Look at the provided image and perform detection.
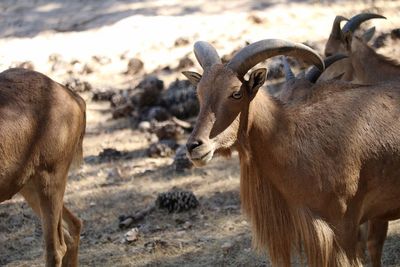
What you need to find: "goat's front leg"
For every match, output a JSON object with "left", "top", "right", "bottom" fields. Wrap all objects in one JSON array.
[{"left": 367, "top": 219, "right": 388, "bottom": 267}]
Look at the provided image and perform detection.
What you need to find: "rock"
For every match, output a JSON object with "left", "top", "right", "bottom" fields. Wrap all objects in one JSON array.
[
  {"left": 152, "top": 121, "right": 184, "bottom": 141},
  {"left": 65, "top": 77, "right": 92, "bottom": 92},
  {"left": 92, "top": 90, "right": 115, "bottom": 101},
  {"left": 138, "top": 121, "right": 151, "bottom": 132},
  {"left": 126, "top": 58, "right": 144, "bottom": 75},
  {"left": 91, "top": 55, "right": 111, "bottom": 65},
  {"left": 110, "top": 92, "right": 128, "bottom": 107},
  {"left": 131, "top": 76, "right": 164, "bottom": 108},
  {"left": 147, "top": 142, "right": 174, "bottom": 158},
  {"left": 176, "top": 55, "right": 194, "bottom": 70},
  {"left": 221, "top": 242, "right": 233, "bottom": 252},
  {"left": 161, "top": 79, "right": 198, "bottom": 119},
  {"left": 173, "top": 145, "right": 193, "bottom": 172},
  {"left": 124, "top": 228, "right": 139, "bottom": 242},
  {"left": 98, "top": 148, "right": 123, "bottom": 160},
  {"left": 10, "top": 61, "right": 34, "bottom": 70},
  {"left": 112, "top": 103, "right": 134, "bottom": 118},
  {"left": 144, "top": 106, "right": 170, "bottom": 121},
  {"left": 174, "top": 37, "right": 190, "bottom": 47},
  {"left": 248, "top": 14, "right": 264, "bottom": 24},
  {"left": 391, "top": 28, "right": 400, "bottom": 40}
]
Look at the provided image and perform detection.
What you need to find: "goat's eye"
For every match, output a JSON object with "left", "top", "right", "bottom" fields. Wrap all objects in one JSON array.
[{"left": 231, "top": 91, "right": 242, "bottom": 99}]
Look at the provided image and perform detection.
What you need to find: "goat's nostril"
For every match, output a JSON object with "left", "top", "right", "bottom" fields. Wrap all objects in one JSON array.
[{"left": 186, "top": 140, "right": 203, "bottom": 152}]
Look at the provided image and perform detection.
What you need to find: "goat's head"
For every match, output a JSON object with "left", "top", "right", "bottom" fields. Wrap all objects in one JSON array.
[
  {"left": 325, "top": 15, "right": 348, "bottom": 57},
  {"left": 324, "top": 13, "right": 385, "bottom": 57},
  {"left": 183, "top": 39, "right": 324, "bottom": 166}
]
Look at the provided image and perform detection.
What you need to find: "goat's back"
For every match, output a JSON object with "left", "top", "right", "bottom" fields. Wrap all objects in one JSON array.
[{"left": 0, "top": 68, "right": 85, "bottom": 201}]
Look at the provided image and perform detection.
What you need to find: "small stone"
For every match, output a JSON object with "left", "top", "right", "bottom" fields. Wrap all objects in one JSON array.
[
  {"left": 176, "top": 55, "right": 194, "bottom": 70},
  {"left": 11, "top": 61, "right": 34, "bottom": 70},
  {"left": 174, "top": 37, "right": 190, "bottom": 47},
  {"left": 138, "top": 121, "right": 151, "bottom": 131},
  {"left": 124, "top": 228, "right": 139, "bottom": 242},
  {"left": 248, "top": 14, "right": 263, "bottom": 24},
  {"left": 221, "top": 241, "right": 233, "bottom": 252},
  {"left": 92, "top": 90, "right": 115, "bottom": 101},
  {"left": 126, "top": 58, "right": 144, "bottom": 75},
  {"left": 64, "top": 78, "right": 92, "bottom": 92},
  {"left": 391, "top": 28, "right": 400, "bottom": 40},
  {"left": 183, "top": 221, "right": 192, "bottom": 229}
]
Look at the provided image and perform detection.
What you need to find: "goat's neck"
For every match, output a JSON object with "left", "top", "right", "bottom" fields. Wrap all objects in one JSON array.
[
  {"left": 352, "top": 44, "right": 400, "bottom": 83},
  {"left": 237, "top": 90, "right": 317, "bottom": 206}
]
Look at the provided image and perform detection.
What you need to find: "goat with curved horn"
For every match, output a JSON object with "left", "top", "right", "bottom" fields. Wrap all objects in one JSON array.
[{"left": 183, "top": 38, "right": 400, "bottom": 267}]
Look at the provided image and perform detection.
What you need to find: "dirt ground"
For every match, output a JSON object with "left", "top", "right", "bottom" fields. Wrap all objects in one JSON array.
[{"left": 1, "top": 0, "right": 400, "bottom": 266}]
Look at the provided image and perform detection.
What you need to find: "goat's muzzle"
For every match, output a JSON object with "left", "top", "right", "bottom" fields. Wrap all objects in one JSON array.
[{"left": 186, "top": 138, "right": 214, "bottom": 167}]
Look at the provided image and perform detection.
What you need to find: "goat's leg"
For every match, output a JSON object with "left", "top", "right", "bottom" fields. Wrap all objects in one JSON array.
[
  {"left": 336, "top": 223, "right": 363, "bottom": 267},
  {"left": 367, "top": 219, "right": 388, "bottom": 267},
  {"left": 356, "top": 222, "right": 368, "bottom": 262},
  {"left": 20, "top": 170, "right": 67, "bottom": 267},
  {"left": 21, "top": 182, "right": 81, "bottom": 267},
  {"left": 61, "top": 206, "right": 82, "bottom": 267}
]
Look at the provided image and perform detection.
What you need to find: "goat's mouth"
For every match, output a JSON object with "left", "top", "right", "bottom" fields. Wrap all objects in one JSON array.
[{"left": 188, "top": 149, "right": 214, "bottom": 167}]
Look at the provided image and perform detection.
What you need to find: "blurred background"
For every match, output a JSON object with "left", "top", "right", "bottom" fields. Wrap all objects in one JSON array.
[{"left": 0, "top": 0, "right": 400, "bottom": 266}]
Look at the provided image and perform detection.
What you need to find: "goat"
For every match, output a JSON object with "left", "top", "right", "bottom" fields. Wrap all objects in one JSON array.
[
  {"left": 0, "top": 68, "right": 86, "bottom": 267},
  {"left": 324, "top": 14, "right": 377, "bottom": 57},
  {"left": 319, "top": 13, "right": 400, "bottom": 85},
  {"left": 183, "top": 39, "right": 400, "bottom": 267}
]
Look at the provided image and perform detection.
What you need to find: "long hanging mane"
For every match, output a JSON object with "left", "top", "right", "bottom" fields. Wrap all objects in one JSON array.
[{"left": 237, "top": 91, "right": 354, "bottom": 267}]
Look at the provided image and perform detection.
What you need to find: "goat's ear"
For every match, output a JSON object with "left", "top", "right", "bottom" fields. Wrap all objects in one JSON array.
[
  {"left": 362, "top": 26, "right": 376, "bottom": 42},
  {"left": 182, "top": 71, "right": 202, "bottom": 86},
  {"left": 248, "top": 68, "right": 267, "bottom": 96},
  {"left": 343, "top": 31, "right": 353, "bottom": 51}
]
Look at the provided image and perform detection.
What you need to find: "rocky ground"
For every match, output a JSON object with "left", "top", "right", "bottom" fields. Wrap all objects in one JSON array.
[{"left": 1, "top": 0, "right": 400, "bottom": 266}]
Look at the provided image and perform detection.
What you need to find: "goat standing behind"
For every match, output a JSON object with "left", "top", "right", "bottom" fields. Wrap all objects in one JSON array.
[{"left": 0, "top": 68, "right": 86, "bottom": 267}]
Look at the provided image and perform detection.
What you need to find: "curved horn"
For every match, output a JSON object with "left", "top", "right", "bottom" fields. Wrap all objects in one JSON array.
[
  {"left": 193, "top": 41, "right": 221, "bottom": 70},
  {"left": 330, "top": 15, "right": 348, "bottom": 38},
  {"left": 305, "top": 54, "right": 348, "bottom": 83},
  {"left": 342, "top": 13, "right": 386, "bottom": 34},
  {"left": 227, "top": 39, "right": 324, "bottom": 78},
  {"left": 282, "top": 57, "right": 295, "bottom": 82}
]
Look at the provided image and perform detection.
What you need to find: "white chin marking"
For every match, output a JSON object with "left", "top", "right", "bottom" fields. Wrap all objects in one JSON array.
[{"left": 190, "top": 150, "right": 214, "bottom": 167}]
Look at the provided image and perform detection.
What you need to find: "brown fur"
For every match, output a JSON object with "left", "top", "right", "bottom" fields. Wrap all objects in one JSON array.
[
  {"left": 0, "top": 68, "right": 86, "bottom": 267},
  {"left": 186, "top": 62, "right": 400, "bottom": 266},
  {"left": 320, "top": 34, "right": 400, "bottom": 84}
]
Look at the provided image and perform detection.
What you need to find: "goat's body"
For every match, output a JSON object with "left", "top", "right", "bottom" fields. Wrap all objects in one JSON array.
[
  {"left": 0, "top": 68, "right": 85, "bottom": 266},
  {"left": 237, "top": 82, "right": 400, "bottom": 266}
]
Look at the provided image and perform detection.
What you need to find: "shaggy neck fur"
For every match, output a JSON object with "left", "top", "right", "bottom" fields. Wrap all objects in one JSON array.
[
  {"left": 236, "top": 90, "right": 352, "bottom": 267},
  {"left": 352, "top": 41, "right": 400, "bottom": 84}
]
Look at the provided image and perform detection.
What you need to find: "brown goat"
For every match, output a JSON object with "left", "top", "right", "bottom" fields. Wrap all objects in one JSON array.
[
  {"left": 0, "top": 68, "right": 86, "bottom": 266},
  {"left": 319, "top": 13, "right": 400, "bottom": 85},
  {"left": 183, "top": 39, "right": 400, "bottom": 267},
  {"left": 324, "top": 14, "right": 377, "bottom": 57}
]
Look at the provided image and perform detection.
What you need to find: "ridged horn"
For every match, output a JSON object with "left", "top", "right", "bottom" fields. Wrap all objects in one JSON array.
[
  {"left": 342, "top": 13, "right": 386, "bottom": 34},
  {"left": 305, "top": 54, "right": 348, "bottom": 83},
  {"left": 193, "top": 41, "right": 221, "bottom": 70},
  {"left": 330, "top": 15, "right": 348, "bottom": 38},
  {"left": 282, "top": 57, "right": 295, "bottom": 82},
  {"left": 227, "top": 39, "right": 324, "bottom": 78}
]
